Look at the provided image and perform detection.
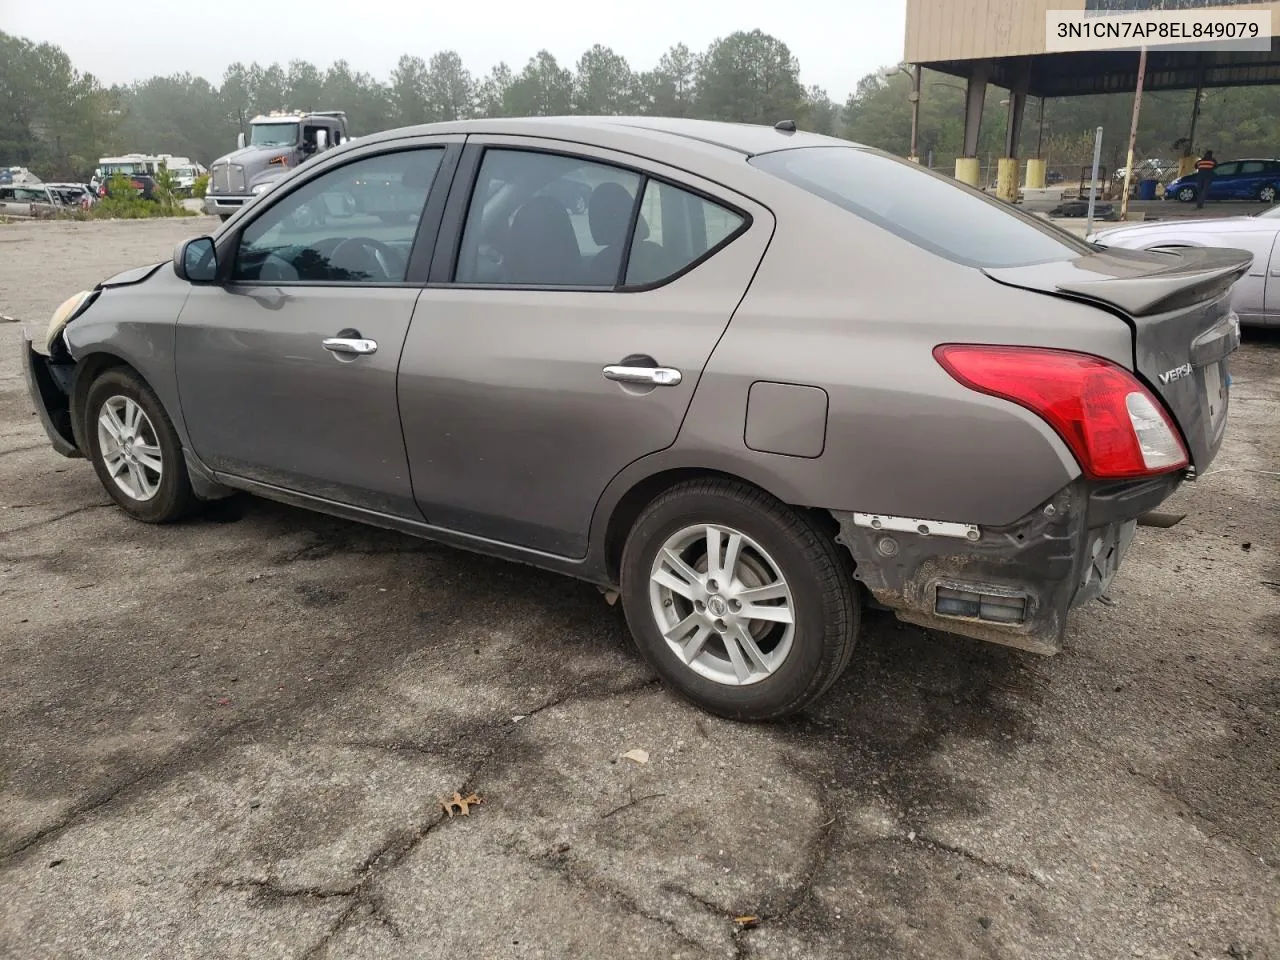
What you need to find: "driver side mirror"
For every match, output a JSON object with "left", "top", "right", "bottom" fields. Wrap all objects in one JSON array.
[{"left": 174, "top": 236, "right": 218, "bottom": 284}]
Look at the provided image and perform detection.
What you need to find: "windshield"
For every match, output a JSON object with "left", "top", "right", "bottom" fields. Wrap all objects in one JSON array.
[
  {"left": 251, "top": 123, "right": 299, "bottom": 147},
  {"left": 749, "top": 146, "right": 1092, "bottom": 268}
]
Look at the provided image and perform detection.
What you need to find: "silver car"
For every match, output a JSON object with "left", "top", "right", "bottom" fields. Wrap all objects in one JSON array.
[
  {"left": 24, "top": 118, "right": 1246, "bottom": 720},
  {"left": 0, "top": 184, "right": 59, "bottom": 219},
  {"left": 1088, "top": 206, "right": 1280, "bottom": 327}
]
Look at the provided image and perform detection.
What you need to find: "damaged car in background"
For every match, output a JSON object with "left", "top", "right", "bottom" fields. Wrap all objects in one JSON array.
[{"left": 24, "top": 117, "right": 1246, "bottom": 720}]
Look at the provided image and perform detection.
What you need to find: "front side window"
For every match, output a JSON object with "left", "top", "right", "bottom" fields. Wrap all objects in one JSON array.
[
  {"left": 750, "top": 146, "right": 1091, "bottom": 269},
  {"left": 232, "top": 148, "right": 443, "bottom": 284},
  {"left": 456, "top": 149, "right": 641, "bottom": 286},
  {"left": 625, "top": 180, "right": 745, "bottom": 287},
  {"left": 251, "top": 123, "right": 299, "bottom": 147}
]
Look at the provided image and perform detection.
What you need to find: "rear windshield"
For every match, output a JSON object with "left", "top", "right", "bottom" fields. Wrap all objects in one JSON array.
[{"left": 749, "top": 146, "right": 1090, "bottom": 268}]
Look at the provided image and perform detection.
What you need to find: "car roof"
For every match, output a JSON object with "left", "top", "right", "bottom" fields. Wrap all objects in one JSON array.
[{"left": 356, "top": 116, "right": 854, "bottom": 159}]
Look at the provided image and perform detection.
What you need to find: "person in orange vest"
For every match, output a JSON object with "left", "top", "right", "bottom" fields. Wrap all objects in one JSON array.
[{"left": 1194, "top": 150, "right": 1216, "bottom": 209}]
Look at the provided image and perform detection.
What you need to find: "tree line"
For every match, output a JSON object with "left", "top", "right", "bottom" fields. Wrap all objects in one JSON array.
[{"left": 3, "top": 27, "right": 1277, "bottom": 181}]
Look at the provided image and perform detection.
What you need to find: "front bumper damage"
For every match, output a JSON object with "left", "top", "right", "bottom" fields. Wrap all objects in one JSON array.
[
  {"left": 23, "top": 332, "right": 79, "bottom": 458},
  {"left": 832, "top": 475, "right": 1179, "bottom": 654}
]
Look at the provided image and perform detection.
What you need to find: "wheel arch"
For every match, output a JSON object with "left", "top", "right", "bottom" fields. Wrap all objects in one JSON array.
[
  {"left": 68, "top": 351, "right": 138, "bottom": 451},
  {"left": 594, "top": 463, "right": 841, "bottom": 586}
]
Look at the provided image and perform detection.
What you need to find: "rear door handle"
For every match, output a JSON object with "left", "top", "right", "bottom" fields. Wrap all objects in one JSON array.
[
  {"left": 323, "top": 337, "right": 378, "bottom": 356},
  {"left": 603, "top": 364, "right": 682, "bottom": 386}
]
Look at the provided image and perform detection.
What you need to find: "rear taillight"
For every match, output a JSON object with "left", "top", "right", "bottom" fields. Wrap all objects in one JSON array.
[{"left": 934, "top": 344, "right": 1188, "bottom": 479}]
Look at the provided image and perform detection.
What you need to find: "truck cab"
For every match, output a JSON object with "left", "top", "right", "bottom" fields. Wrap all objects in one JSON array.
[{"left": 203, "top": 111, "right": 350, "bottom": 220}]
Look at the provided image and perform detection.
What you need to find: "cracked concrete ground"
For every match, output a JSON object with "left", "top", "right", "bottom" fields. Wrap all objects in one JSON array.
[{"left": 1, "top": 218, "right": 1277, "bottom": 960}]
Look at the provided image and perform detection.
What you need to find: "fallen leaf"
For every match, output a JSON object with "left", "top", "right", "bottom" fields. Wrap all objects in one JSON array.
[
  {"left": 734, "top": 915, "right": 760, "bottom": 929},
  {"left": 621, "top": 748, "right": 649, "bottom": 764},
  {"left": 512, "top": 715, "right": 527, "bottom": 723},
  {"left": 440, "top": 791, "right": 484, "bottom": 817}
]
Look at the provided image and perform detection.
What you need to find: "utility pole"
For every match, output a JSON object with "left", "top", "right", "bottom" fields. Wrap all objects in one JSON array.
[
  {"left": 908, "top": 65, "right": 922, "bottom": 162},
  {"left": 1086, "top": 126, "right": 1104, "bottom": 236},
  {"left": 1119, "top": 46, "right": 1148, "bottom": 222}
]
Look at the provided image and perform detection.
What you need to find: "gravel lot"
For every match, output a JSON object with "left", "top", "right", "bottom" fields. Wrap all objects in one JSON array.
[{"left": 1, "top": 218, "right": 1277, "bottom": 960}]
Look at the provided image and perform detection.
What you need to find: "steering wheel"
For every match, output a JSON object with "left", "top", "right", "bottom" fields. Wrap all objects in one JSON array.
[{"left": 328, "top": 236, "right": 400, "bottom": 281}]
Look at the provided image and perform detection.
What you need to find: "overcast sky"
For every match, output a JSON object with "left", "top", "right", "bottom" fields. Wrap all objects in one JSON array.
[{"left": 1, "top": 0, "right": 906, "bottom": 103}]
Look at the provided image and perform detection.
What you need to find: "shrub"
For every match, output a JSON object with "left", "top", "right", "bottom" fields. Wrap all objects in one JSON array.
[
  {"left": 105, "top": 172, "right": 140, "bottom": 200},
  {"left": 192, "top": 173, "right": 209, "bottom": 199},
  {"left": 77, "top": 169, "right": 194, "bottom": 219},
  {"left": 153, "top": 165, "right": 181, "bottom": 208}
]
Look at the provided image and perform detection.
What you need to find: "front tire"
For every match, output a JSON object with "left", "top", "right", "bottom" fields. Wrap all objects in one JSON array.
[
  {"left": 620, "top": 479, "right": 859, "bottom": 721},
  {"left": 1176, "top": 186, "right": 1197, "bottom": 203},
  {"left": 85, "top": 368, "right": 197, "bottom": 523}
]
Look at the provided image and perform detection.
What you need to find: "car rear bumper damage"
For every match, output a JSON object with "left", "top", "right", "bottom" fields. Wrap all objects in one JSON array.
[
  {"left": 22, "top": 333, "right": 80, "bottom": 458},
  {"left": 831, "top": 474, "right": 1180, "bottom": 655}
]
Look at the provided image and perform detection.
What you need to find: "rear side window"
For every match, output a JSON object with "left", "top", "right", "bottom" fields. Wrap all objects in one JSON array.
[
  {"left": 749, "top": 146, "right": 1090, "bottom": 268},
  {"left": 626, "top": 180, "right": 745, "bottom": 287}
]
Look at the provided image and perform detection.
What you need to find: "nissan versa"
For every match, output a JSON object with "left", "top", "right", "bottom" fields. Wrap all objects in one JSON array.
[{"left": 24, "top": 118, "right": 1245, "bottom": 720}]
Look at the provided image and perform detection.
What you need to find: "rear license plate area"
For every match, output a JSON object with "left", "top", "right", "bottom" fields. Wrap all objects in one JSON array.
[{"left": 1204, "top": 360, "right": 1228, "bottom": 434}]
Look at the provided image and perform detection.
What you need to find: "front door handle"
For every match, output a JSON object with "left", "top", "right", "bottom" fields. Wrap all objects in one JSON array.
[
  {"left": 322, "top": 337, "right": 378, "bottom": 356},
  {"left": 603, "top": 364, "right": 682, "bottom": 386}
]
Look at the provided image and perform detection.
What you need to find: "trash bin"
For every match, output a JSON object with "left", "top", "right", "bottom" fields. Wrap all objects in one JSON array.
[{"left": 1138, "top": 178, "right": 1158, "bottom": 201}]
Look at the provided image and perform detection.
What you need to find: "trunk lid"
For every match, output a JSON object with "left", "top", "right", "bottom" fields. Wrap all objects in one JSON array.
[{"left": 984, "top": 245, "right": 1249, "bottom": 472}]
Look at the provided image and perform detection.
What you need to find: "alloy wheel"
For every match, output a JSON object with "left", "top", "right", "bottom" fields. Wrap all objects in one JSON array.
[
  {"left": 97, "top": 395, "right": 163, "bottom": 501},
  {"left": 648, "top": 523, "right": 796, "bottom": 686}
]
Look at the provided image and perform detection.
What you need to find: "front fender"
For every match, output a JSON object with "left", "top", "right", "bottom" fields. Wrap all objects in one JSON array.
[{"left": 62, "top": 267, "right": 194, "bottom": 448}]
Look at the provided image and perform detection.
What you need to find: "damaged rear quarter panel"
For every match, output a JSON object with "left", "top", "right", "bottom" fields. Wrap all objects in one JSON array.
[{"left": 670, "top": 191, "right": 1136, "bottom": 528}]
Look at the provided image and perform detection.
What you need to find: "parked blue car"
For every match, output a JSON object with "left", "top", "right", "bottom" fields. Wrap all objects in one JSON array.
[{"left": 1165, "top": 158, "right": 1280, "bottom": 204}]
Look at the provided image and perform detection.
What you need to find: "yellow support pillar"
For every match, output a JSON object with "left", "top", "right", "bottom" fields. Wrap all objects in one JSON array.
[
  {"left": 996, "top": 157, "right": 1020, "bottom": 202},
  {"left": 1025, "top": 158, "right": 1047, "bottom": 189},
  {"left": 955, "top": 157, "right": 980, "bottom": 187}
]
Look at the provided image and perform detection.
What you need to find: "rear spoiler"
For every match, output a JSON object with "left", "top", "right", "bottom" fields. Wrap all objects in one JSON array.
[{"left": 984, "top": 245, "right": 1252, "bottom": 317}]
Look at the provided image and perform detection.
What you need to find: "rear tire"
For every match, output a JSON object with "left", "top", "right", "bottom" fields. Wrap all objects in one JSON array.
[
  {"left": 619, "top": 479, "right": 859, "bottom": 721},
  {"left": 1259, "top": 184, "right": 1277, "bottom": 204},
  {"left": 85, "top": 368, "right": 197, "bottom": 523}
]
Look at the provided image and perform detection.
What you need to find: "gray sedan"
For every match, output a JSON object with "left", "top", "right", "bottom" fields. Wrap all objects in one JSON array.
[
  {"left": 24, "top": 118, "right": 1246, "bottom": 720},
  {"left": 1088, "top": 206, "right": 1280, "bottom": 327}
]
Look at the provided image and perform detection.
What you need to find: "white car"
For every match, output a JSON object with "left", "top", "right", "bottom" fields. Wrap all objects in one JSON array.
[{"left": 1088, "top": 206, "right": 1280, "bottom": 327}]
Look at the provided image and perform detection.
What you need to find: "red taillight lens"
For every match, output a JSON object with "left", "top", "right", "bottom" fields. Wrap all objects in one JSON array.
[{"left": 934, "top": 344, "right": 1189, "bottom": 479}]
